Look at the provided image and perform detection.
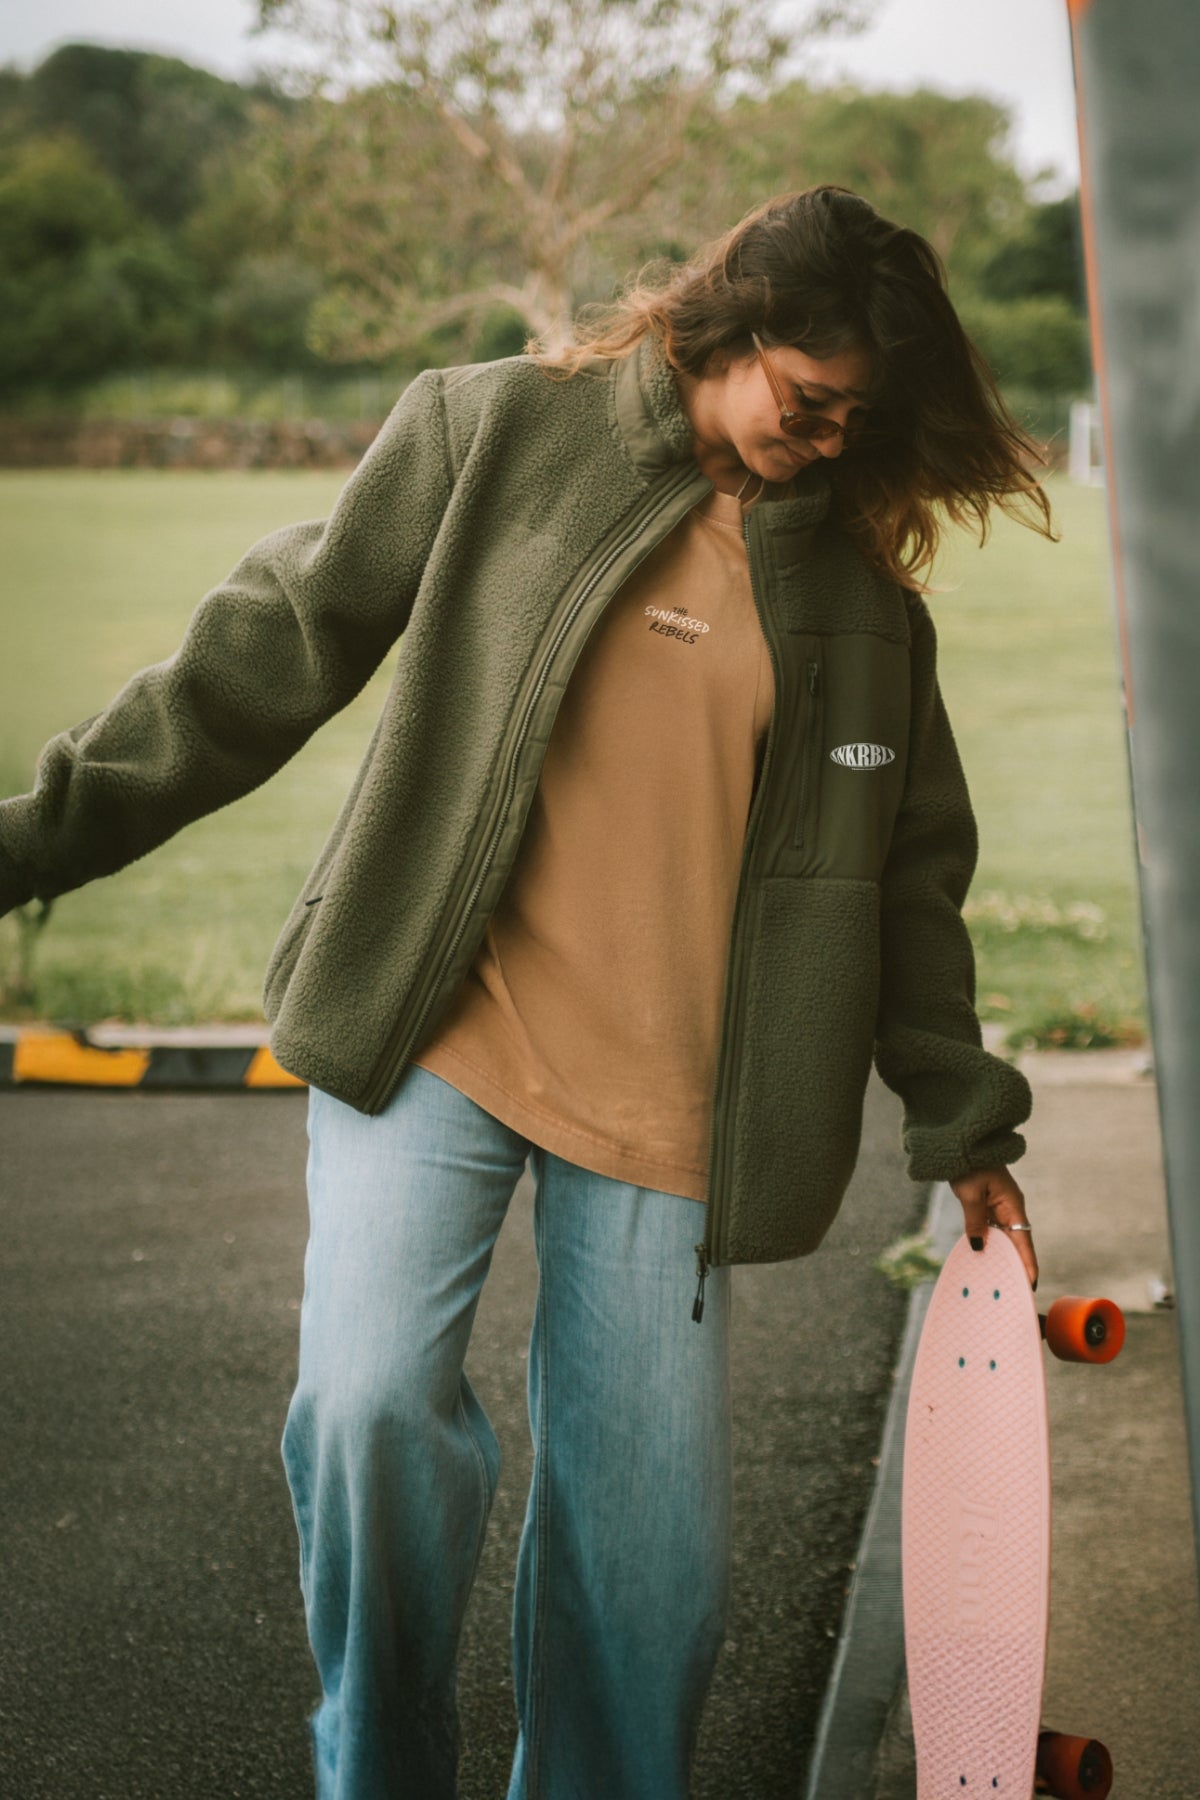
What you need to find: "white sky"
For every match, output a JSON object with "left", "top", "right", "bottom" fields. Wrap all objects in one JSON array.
[{"left": 0, "top": 0, "right": 1081, "bottom": 192}]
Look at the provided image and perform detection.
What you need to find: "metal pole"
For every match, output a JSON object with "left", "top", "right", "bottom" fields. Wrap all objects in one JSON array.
[{"left": 1067, "top": 0, "right": 1200, "bottom": 1559}]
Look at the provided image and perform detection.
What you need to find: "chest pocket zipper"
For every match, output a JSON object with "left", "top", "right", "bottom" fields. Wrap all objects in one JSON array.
[{"left": 793, "top": 660, "right": 823, "bottom": 851}]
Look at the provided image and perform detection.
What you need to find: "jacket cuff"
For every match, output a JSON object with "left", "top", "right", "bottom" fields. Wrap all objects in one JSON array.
[
  {"left": 878, "top": 1033, "right": 1033, "bottom": 1184},
  {"left": 905, "top": 1122, "right": 1029, "bottom": 1185}
]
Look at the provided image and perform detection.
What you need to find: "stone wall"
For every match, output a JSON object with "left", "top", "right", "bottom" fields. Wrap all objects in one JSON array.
[
  {"left": 0, "top": 411, "right": 1068, "bottom": 475},
  {"left": 0, "top": 416, "right": 383, "bottom": 471}
]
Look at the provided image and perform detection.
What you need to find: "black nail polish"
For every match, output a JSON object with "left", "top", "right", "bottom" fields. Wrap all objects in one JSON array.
[
  {"left": 970, "top": 1235, "right": 984, "bottom": 1251},
  {"left": 1032, "top": 1279, "right": 1039, "bottom": 1292}
]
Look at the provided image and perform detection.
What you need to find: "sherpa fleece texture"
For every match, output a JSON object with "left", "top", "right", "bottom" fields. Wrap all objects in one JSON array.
[{"left": 0, "top": 342, "right": 1031, "bottom": 1265}]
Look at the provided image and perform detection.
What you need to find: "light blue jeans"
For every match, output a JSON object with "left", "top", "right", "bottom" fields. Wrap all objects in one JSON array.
[{"left": 281, "top": 1063, "right": 733, "bottom": 1800}]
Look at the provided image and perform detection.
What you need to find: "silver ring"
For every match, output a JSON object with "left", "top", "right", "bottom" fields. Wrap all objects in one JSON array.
[{"left": 994, "top": 1221, "right": 1032, "bottom": 1231}]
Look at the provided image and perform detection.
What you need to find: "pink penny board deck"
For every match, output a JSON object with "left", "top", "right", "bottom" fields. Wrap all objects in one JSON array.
[{"left": 903, "top": 1228, "right": 1051, "bottom": 1798}]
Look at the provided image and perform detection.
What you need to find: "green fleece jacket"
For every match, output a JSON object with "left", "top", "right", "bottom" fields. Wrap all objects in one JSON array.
[{"left": 0, "top": 340, "right": 1031, "bottom": 1266}]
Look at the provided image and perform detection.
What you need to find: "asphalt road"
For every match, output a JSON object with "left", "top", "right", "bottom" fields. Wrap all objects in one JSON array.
[{"left": 0, "top": 1076, "right": 925, "bottom": 1799}]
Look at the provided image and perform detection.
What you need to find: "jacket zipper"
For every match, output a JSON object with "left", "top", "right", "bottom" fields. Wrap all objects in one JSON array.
[
  {"left": 792, "top": 659, "right": 822, "bottom": 850},
  {"left": 694, "top": 509, "right": 782, "bottom": 1317},
  {"left": 360, "top": 465, "right": 703, "bottom": 1115}
]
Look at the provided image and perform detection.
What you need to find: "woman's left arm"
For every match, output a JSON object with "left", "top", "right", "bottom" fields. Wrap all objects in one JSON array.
[{"left": 873, "top": 593, "right": 1035, "bottom": 1209}]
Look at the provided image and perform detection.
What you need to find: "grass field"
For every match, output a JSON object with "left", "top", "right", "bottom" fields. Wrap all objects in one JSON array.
[
  {"left": 0, "top": 467, "right": 1145, "bottom": 1044},
  {"left": 932, "top": 478, "right": 1145, "bottom": 1045}
]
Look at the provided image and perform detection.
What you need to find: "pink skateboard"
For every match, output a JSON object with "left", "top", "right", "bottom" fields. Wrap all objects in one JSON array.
[{"left": 902, "top": 1228, "right": 1124, "bottom": 1798}]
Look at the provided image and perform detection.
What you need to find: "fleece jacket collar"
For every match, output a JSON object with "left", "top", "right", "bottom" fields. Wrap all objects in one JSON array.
[
  {"left": 613, "top": 337, "right": 833, "bottom": 533},
  {"left": 613, "top": 337, "right": 696, "bottom": 473}
]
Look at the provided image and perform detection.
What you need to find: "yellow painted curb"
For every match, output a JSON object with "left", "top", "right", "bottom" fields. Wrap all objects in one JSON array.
[
  {"left": 2, "top": 1029, "right": 309, "bottom": 1091},
  {"left": 13, "top": 1034, "right": 151, "bottom": 1087},
  {"left": 246, "top": 1046, "right": 307, "bottom": 1089}
]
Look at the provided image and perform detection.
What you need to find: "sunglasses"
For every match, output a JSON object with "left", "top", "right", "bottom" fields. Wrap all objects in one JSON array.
[{"left": 750, "top": 331, "right": 886, "bottom": 450}]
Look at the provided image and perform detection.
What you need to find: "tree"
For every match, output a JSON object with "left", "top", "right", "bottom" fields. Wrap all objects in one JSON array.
[
  {"left": 254, "top": 0, "right": 875, "bottom": 354},
  {"left": 981, "top": 193, "right": 1087, "bottom": 308},
  {"left": 0, "top": 30, "right": 1090, "bottom": 400},
  {"left": 0, "top": 134, "right": 136, "bottom": 385},
  {"left": 23, "top": 43, "right": 288, "bottom": 230},
  {"left": 0, "top": 47, "right": 315, "bottom": 388},
  {"left": 966, "top": 193, "right": 1091, "bottom": 393},
  {"left": 707, "top": 82, "right": 1028, "bottom": 295},
  {"left": 0, "top": 131, "right": 132, "bottom": 275},
  {"left": 244, "top": 80, "right": 534, "bottom": 366},
  {"left": 0, "top": 133, "right": 204, "bottom": 387},
  {"left": 953, "top": 294, "right": 1090, "bottom": 394},
  {"left": 212, "top": 252, "right": 326, "bottom": 367}
]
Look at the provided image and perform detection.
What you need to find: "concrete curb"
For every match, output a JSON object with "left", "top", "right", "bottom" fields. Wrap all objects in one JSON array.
[
  {"left": 0, "top": 1024, "right": 305, "bottom": 1092},
  {"left": 802, "top": 1181, "right": 961, "bottom": 1800},
  {"left": 0, "top": 1025, "right": 1150, "bottom": 1099}
]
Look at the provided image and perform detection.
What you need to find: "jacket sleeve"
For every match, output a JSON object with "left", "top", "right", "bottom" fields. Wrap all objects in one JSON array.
[
  {"left": 0, "top": 369, "right": 453, "bottom": 917},
  {"left": 872, "top": 593, "right": 1032, "bottom": 1180}
]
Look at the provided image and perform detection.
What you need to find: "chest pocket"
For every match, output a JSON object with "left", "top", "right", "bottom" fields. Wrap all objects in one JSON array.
[
  {"left": 821, "top": 634, "right": 910, "bottom": 876},
  {"left": 772, "top": 631, "right": 911, "bottom": 880}
]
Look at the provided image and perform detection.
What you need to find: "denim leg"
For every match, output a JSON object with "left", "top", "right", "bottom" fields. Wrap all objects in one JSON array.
[
  {"left": 508, "top": 1151, "right": 733, "bottom": 1800},
  {"left": 281, "top": 1065, "right": 531, "bottom": 1800}
]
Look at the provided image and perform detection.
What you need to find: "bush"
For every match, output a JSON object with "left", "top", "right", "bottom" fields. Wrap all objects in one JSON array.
[
  {"left": 1004, "top": 1003, "right": 1145, "bottom": 1052},
  {"left": 0, "top": 135, "right": 211, "bottom": 386},
  {"left": 957, "top": 293, "right": 1092, "bottom": 395},
  {"left": 0, "top": 132, "right": 131, "bottom": 273},
  {"left": 212, "top": 253, "right": 324, "bottom": 370}
]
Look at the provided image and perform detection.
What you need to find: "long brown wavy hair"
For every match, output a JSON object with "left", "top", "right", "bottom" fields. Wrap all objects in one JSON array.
[{"left": 537, "top": 187, "right": 1056, "bottom": 590}]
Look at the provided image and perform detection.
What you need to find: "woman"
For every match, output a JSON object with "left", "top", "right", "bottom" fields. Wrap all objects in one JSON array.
[{"left": 0, "top": 186, "right": 1047, "bottom": 1798}]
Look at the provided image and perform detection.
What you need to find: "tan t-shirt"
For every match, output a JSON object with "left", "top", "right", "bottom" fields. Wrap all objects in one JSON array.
[{"left": 413, "top": 486, "right": 774, "bottom": 1201}]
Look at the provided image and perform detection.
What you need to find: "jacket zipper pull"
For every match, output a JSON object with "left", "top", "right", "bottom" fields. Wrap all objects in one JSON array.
[{"left": 692, "top": 1243, "right": 710, "bottom": 1323}]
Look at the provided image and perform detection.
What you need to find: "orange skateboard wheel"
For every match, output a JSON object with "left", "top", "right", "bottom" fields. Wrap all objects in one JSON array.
[
  {"left": 1036, "top": 1729, "right": 1114, "bottom": 1798},
  {"left": 1042, "top": 1295, "right": 1125, "bottom": 1363}
]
